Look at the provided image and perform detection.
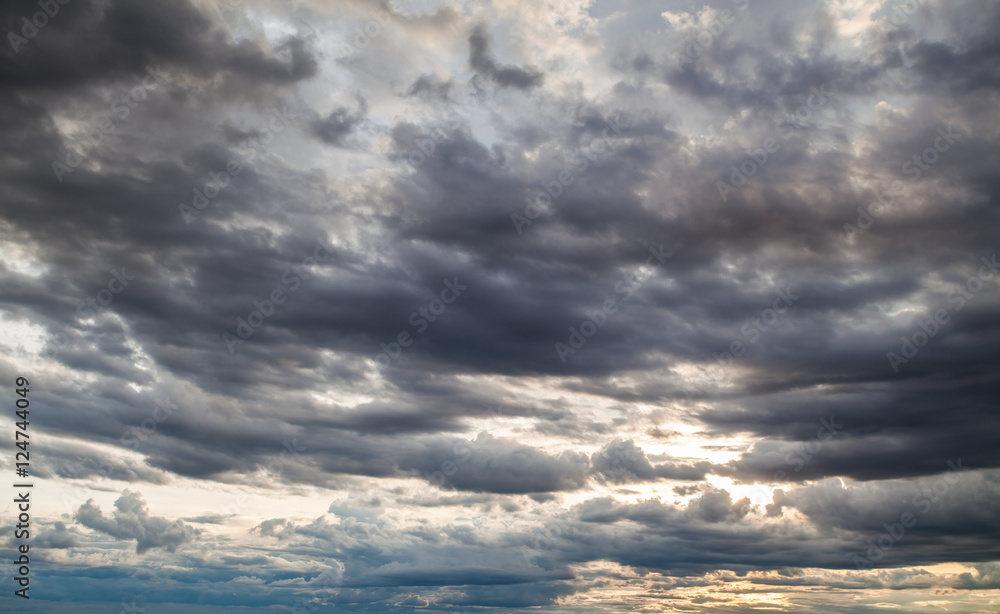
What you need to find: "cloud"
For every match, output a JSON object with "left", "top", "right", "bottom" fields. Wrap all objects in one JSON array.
[
  {"left": 75, "top": 490, "right": 199, "bottom": 553},
  {"left": 1, "top": 0, "right": 999, "bottom": 611},
  {"left": 311, "top": 95, "right": 369, "bottom": 147},
  {"left": 32, "top": 522, "right": 80, "bottom": 549},
  {"left": 468, "top": 24, "right": 543, "bottom": 90}
]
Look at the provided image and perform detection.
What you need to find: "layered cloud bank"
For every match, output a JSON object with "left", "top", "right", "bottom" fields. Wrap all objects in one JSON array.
[{"left": 1, "top": 0, "right": 998, "bottom": 612}]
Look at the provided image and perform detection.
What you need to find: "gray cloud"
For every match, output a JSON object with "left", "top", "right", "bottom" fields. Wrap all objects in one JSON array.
[
  {"left": 75, "top": 491, "right": 199, "bottom": 554},
  {"left": 468, "top": 24, "right": 543, "bottom": 90},
  {"left": 1, "top": 0, "right": 998, "bottom": 611}
]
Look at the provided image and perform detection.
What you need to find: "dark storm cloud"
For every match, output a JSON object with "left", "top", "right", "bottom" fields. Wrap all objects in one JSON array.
[
  {"left": 1, "top": 0, "right": 317, "bottom": 91},
  {"left": 2, "top": 0, "right": 995, "bottom": 503},
  {"left": 1, "top": 0, "right": 999, "bottom": 611},
  {"left": 32, "top": 440, "right": 172, "bottom": 484},
  {"left": 714, "top": 381, "right": 1000, "bottom": 483},
  {"left": 311, "top": 95, "right": 369, "bottom": 147},
  {"left": 404, "top": 73, "right": 453, "bottom": 101},
  {"left": 467, "top": 24, "right": 543, "bottom": 90}
]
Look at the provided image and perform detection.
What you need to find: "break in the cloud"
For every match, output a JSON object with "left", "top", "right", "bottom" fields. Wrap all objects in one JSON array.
[{"left": 0, "top": 0, "right": 998, "bottom": 612}]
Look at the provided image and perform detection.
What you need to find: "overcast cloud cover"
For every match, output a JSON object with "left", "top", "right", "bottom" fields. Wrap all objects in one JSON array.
[{"left": 1, "top": 0, "right": 999, "bottom": 611}]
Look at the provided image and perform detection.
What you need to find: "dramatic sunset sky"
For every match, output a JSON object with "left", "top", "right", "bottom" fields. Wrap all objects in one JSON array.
[{"left": 1, "top": 0, "right": 999, "bottom": 612}]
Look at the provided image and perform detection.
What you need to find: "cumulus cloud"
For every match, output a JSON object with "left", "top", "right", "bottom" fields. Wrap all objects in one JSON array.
[{"left": 75, "top": 491, "right": 199, "bottom": 553}]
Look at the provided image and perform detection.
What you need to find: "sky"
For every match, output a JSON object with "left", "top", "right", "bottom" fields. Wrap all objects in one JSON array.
[{"left": 0, "top": 0, "right": 999, "bottom": 612}]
